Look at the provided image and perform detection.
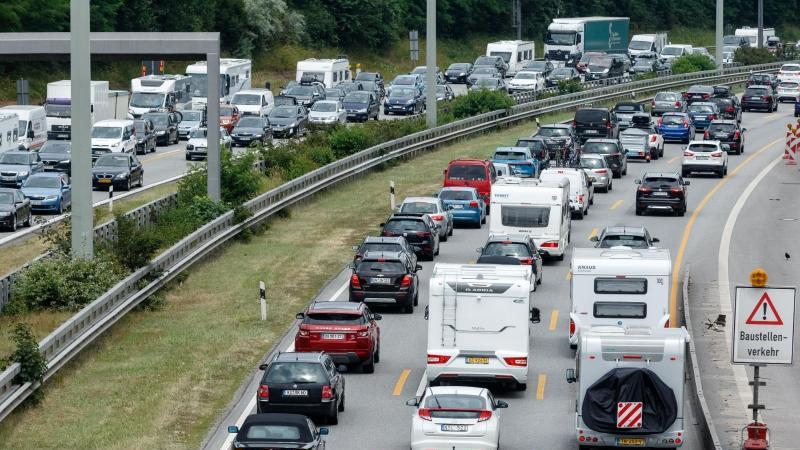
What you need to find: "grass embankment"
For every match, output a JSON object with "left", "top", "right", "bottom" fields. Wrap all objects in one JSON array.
[{"left": 0, "top": 111, "right": 574, "bottom": 449}]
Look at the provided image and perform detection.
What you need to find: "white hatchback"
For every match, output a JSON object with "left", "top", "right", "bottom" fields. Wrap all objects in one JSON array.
[
  {"left": 681, "top": 140, "right": 728, "bottom": 178},
  {"left": 776, "top": 81, "right": 800, "bottom": 102},
  {"left": 778, "top": 63, "right": 800, "bottom": 83},
  {"left": 407, "top": 386, "right": 507, "bottom": 450}
]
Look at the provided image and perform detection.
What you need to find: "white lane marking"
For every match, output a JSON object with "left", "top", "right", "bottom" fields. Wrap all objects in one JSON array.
[
  {"left": 328, "top": 279, "right": 349, "bottom": 301},
  {"left": 415, "top": 369, "right": 428, "bottom": 398},
  {"left": 718, "top": 153, "right": 783, "bottom": 418},
  {"left": 219, "top": 343, "right": 295, "bottom": 449}
]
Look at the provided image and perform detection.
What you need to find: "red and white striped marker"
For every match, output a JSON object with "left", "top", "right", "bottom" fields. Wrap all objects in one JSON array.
[
  {"left": 789, "top": 128, "right": 799, "bottom": 165},
  {"left": 784, "top": 126, "right": 792, "bottom": 159},
  {"left": 617, "top": 402, "right": 643, "bottom": 429}
]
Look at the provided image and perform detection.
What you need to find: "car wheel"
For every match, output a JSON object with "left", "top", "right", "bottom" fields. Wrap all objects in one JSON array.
[
  {"left": 23, "top": 212, "right": 30, "bottom": 227},
  {"left": 126, "top": 178, "right": 132, "bottom": 191},
  {"left": 362, "top": 353, "right": 375, "bottom": 373},
  {"left": 515, "top": 382, "right": 527, "bottom": 392},
  {"left": 556, "top": 253, "right": 564, "bottom": 261},
  {"left": 589, "top": 196, "right": 594, "bottom": 205},
  {"left": 635, "top": 207, "right": 643, "bottom": 216},
  {"left": 608, "top": 182, "right": 613, "bottom": 191},
  {"left": 58, "top": 200, "right": 64, "bottom": 214},
  {"left": 448, "top": 225, "right": 453, "bottom": 236},
  {"left": 139, "top": 173, "right": 144, "bottom": 188},
  {"left": 338, "top": 393, "right": 345, "bottom": 411},
  {"left": 441, "top": 231, "right": 448, "bottom": 242},
  {"left": 374, "top": 343, "right": 380, "bottom": 363},
  {"left": 185, "top": 154, "right": 192, "bottom": 161},
  {"left": 481, "top": 214, "right": 486, "bottom": 224},
  {"left": 573, "top": 210, "right": 584, "bottom": 220},
  {"left": 413, "top": 291, "right": 419, "bottom": 306},
  {"left": 328, "top": 407, "right": 338, "bottom": 425},
  {"left": 681, "top": 169, "right": 689, "bottom": 177},
  {"left": 678, "top": 205, "right": 686, "bottom": 217},
  {"left": 537, "top": 272, "right": 542, "bottom": 285},
  {"left": 718, "top": 168, "right": 725, "bottom": 178},
  {"left": 10, "top": 214, "right": 16, "bottom": 232},
  {"left": 434, "top": 244, "right": 440, "bottom": 256},
  {"left": 403, "top": 300, "right": 414, "bottom": 314}
]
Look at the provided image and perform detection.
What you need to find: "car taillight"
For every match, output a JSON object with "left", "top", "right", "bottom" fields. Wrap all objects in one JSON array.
[
  {"left": 650, "top": 135, "right": 657, "bottom": 142},
  {"left": 665, "top": 320, "right": 671, "bottom": 328},
  {"left": 541, "top": 241, "right": 558, "bottom": 248},
  {"left": 684, "top": 150, "right": 695, "bottom": 157},
  {"left": 418, "top": 408, "right": 433, "bottom": 421},
  {"left": 710, "top": 151, "right": 723, "bottom": 157},
  {"left": 683, "top": 120, "right": 689, "bottom": 128},
  {"left": 322, "top": 386, "right": 334, "bottom": 400},
  {"left": 469, "top": 200, "right": 478, "bottom": 207},
  {"left": 682, "top": 92, "right": 689, "bottom": 98},
  {"left": 430, "top": 214, "right": 444, "bottom": 221},
  {"left": 727, "top": 106, "right": 734, "bottom": 112},
  {"left": 708, "top": 114, "right": 716, "bottom": 120},
  {"left": 572, "top": 119, "right": 577, "bottom": 128},
  {"left": 651, "top": 101, "right": 656, "bottom": 107},
  {"left": 350, "top": 274, "right": 361, "bottom": 289},
  {"left": 503, "top": 357, "right": 528, "bottom": 366},
  {"left": 577, "top": 194, "right": 584, "bottom": 203},
  {"left": 519, "top": 257, "right": 533, "bottom": 265},
  {"left": 478, "top": 410, "right": 492, "bottom": 422},
  {"left": 734, "top": 130, "right": 741, "bottom": 140},
  {"left": 703, "top": 131, "right": 710, "bottom": 139},
  {"left": 298, "top": 329, "right": 309, "bottom": 337},
  {"left": 258, "top": 384, "right": 269, "bottom": 399},
  {"left": 669, "top": 188, "right": 683, "bottom": 193},
  {"left": 595, "top": 169, "right": 608, "bottom": 173},
  {"left": 416, "top": 231, "right": 431, "bottom": 237},
  {"left": 674, "top": 101, "right": 681, "bottom": 107},
  {"left": 427, "top": 354, "right": 452, "bottom": 364},
  {"left": 765, "top": 96, "right": 773, "bottom": 102},
  {"left": 401, "top": 274, "right": 412, "bottom": 287},
  {"left": 356, "top": 329, "right": 370, "bottom": 337},
  {"left": 703, "top": 93, "right": 710, "bottom": 99},
  {"left": 637, "top": 187, "right": 652, "bottom": 193},
  {"left": 606, "top": 121, "right": 611, "bottom": 129},
  {"left": 657, "top": 118, "right": 663, "bottom": 126},
  {"left": 569, "top": 319, "right": 576, "bottom": 337}
]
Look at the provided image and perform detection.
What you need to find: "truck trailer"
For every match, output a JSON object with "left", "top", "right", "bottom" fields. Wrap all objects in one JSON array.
[
  {"left": 44, "top": 80, "right": 111, "bottom": 140},
  {"left": 544, "top": 17, "right": 630, "bottom": 66}
]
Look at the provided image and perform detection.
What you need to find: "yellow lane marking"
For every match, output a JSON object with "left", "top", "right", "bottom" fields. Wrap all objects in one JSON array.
[
  {"left": 667, "top": 156, "right": 678, "bottom": 164},
  {"left": 588, "top": 227, "right": 598, "bottom": 239},
  {"left": 392, "top": 369, "right": 411, "bottom": 396},
  {"left": 549, "top": 309, "right": 559, "bottom": 331},
  {"left": 536, "top": 374, "right": 547, "bottom": 400},
  {"left": 610, "top": 199, "right": 624, "bottom": 210},
  {"left": 668, "top": 137, "right": 782, "bottom": 326},
  {"left": 566, "top": 271, "right": 572, "bottom": 281},
  {"left": 142, "top": 148, "right": 182, "bottom": 164}
]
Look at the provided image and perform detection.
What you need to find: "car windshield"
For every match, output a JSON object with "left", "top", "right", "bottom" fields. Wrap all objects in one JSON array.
[
  {"left": 231, "top": 94, "right": 261, "bottom": 106},
  {"left": 24, "top": 176, "right": 60, "bottom": 189},
  {"left": 91, "top": 126, "right": 122, "bottom": 139},
  {"left": 494, "top": 151, "right": 527, "bottom": 160},
  {"left": 384, "top": 219, "right": 426, "bottom": 232},
  {"left": 0, "top": 153, "right": 31, "bottom": 165},
  {"left": 780, "top": 82, "right": 799, "bottom": 89},
  {"left": 473, "top": 68, "right": 495, "bottom": 75},
  {"left": 501, "top": 205, "right": 550, "bottom": 227},
  {"left": 390, "top": 88, "right": 415, "bottom": 98},
  {"left": 515, "top": 72, "right": 538, "bottom": 79},
  {"left": 181, "top": 111, "right": 202, "bottom": 121},
  {"left": 688, "top": 105, "right": 714, "bottom": 113},
  {"left": 133, "top": 122, "right": 148, "bottom": 133},
  {"left": 483, "top": 242, "right": 531, "bottom": 257},
  {"left": 629, "top": 40, "right": 653, "bottom": 50},
  {"left": 312, "top": 102, "right": 338, "bottom": 112},
  {"left": 45, "top": 103, "right": 71, "bottom": 118},
  {"left": 688, "top": 143, "right": 719, "bottom": 152},
  {"left": 634, "top": 60, "right": 653, "bottom": 68},
  {"left": 423, "top": 394, "right": 487, "bottom": 419},
  {"left": 447, "top": 164, "right": 486, "bottom": 180},
  {"left": 129, "top": 92, "right": 164, "bottom": 108},
  {"left": 237, "top": 117, "right": 264, "bottom": 128},
  {"left": 355, "top": 72, "right": 376, "bottom": 81},
  {"left": 539, "top": 127, "right": 570, "bottom": 138},
  {"left": 95, "top": 154, "right": 130, "bottom": 167},
  {"left": 243, "top": 424, "right": 304, "bottom": 442},
  {"left": 745, "top": 87, "right": 770, "bottom": 96},
  {"left": 551, "top": 68, "right": 573, "bottom": 77},
  {"left": 655, "top": 92, "right": 678, "bottom": 101},
  {"left": 475, "top": 56, "right": 499, "bottom": 66},
  {"left": 189, "top": 129, "right": 207, "bottom": 139},
  {"left": 439, "top": 190, "right": 474, "bottom": 201},
  {"left": 400, "top": 202, "right": 438, "bottom": 214},
  {"left": 600, "top": 235, "right": 649, "bottom": 248},
  {"left": 588, "top": 58, "right": 612, "bottom": 70},
  {"left": 524, "top": 61, "right": 547, "bottom": 71},
  {"left": 146, "top": 115, "right": 168, "bottom": 126},
  {"left": 264, "top": 362, "right": 328, "bottom": 384},
  {"left": 661, "top": 47, "right": 683, "bottom": 55},
  {"left": 284, "top": 86, "right": 314, "bottom": 96},
  {"left": 546, "top": 31, "right": 577, "bottom": 45},
  {"left": 0, "top": 192, "right": 13, "bottom": 204},
  {"left": 708, "top": 123, "right": 737, "bottom": 132},
  {"left": 580, "top": 158, "right": 604, "bottom": 169},
  {"left": 614, "top": 104, "right": 640, "bottom": 113},
  {"left": 475, "top": 78, "right": 497, "bottom": 86},
  {"left": 644, "top": 176, "right": 680, "bottom": 189},
  {"left": 304, "top": 312, "right": 366, "bottom": 325},
  {"left": 582, "top": 142, "right": 618, "bottom": 154},
  {"left": 393, "top": 77, "right": 415, "bottom": 85},
  {"left": 358, "top": 259, "right": 406, "bottom": 274},
  {"left": 326, "top": 89, "right": 343, "bottom": 98},
  {"left": 40, "top": 141, "right": 70, "bottom": 154},
  {"left": 219, "top": 106, "right": 236, "bottom": 116},
  {"left": 448, "top": 63, "right": 469, "bottom": 70},
  {"left": 344, "top": 92, "right": 370, "bottom": 103},
  {"left": 661, "top": 114, "right": 685, "bottom": 124},
  {"left": 270, "top": 107, "right": 296, "bottom": 119},
  {"left": 575, "top": 109, "right": 608, "bottom": 122},
  {"left": 360, "top": 243, "right": 402, "bottom": 254}
]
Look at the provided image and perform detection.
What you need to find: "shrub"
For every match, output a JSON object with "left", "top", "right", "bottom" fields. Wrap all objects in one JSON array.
[
  {"left": 107, "top": 212, "right": 162, "bottom": 271},
  {"left": 176, "top": 148, "right": 262, "bottom": 207},
  {"left": 670, "top": 54, "right": 716, "bottom": 74},
  {"left": 557, "top": 79, "right": 583, "bottom": 94},
  {"left": 329, "top": 126, "right": 373, "bottom": 158},
  {"left": 733, "top": 47, "right": 776, "bottom": 66},
  {"left": 5, "top": 323, "right": 47, "bottom": 386},
  {"left": 451, "top": 89, "right": 515, "bottom": 118}
]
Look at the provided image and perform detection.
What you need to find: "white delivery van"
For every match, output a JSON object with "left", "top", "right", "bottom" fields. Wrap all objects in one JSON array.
[
  {"left": 230, "top": 89, "right": 275, "bottom": 117},
  {"left": 539, "top": 167, "right": 592, "bottom": 219},
  {"left": 185, "top": 59, "right": 252, "bottom": 108},
  {"left": 0, "top": 105, "right": 46, "bottom": 151},
  {"left": 659, "top": 44, "right": 693, "bottom": 63},
  {"left": 90, "top": 119, "right": 136, "bottom": 160},
  {"left": 735, "top": 26, "right": 776, "bottom": 48},
  {"left": 296, "top": 58, "right": 351, "bottom": 89},
  {"left": 628, "top": 33, "right": 668, "bottom": 59},
  {"left": 568, "top": 247, "right": 671, "bottom": 348},
  {"left": 489, "top": 176, "right": 571, "bottom": 260},
  {"left": 45, "top": 80, "right": 112, "bottom": 140},
  {"left": 426, "top": 263, "right": 540, "bottom": 391},
  {"left": 128, "top": 74, "right": 193, "bottom": 118},
  {"left": 566, "top": 327, "right": 688, "bottom": 448},
  {"left": 0, "top": 114, "right": 20, "bottom": 153},
  {"left": 486, "top": 41, "right": 535, "bottom": 76}
]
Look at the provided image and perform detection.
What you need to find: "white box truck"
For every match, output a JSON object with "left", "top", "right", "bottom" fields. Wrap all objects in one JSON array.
[
  {"left": 566, "top": 327, "right": 688, "bottom": 448},
  {"left": 489, "top": 176, "right": 571, "bottom": 260},
  {"left": 568, "top": 247, "right": 671, "bottom": 348},
  {"left": 295, "top": 58, "right": 351, "bottom": 88},
  {"left": 628, "top": 33, "right": 668, "bottom": 59},
  {"left": 426, "top": 263, "right": 540, "bottom": 391},
  {"left": 128, "top": 74, "right": 193, "bottom": 118},
  {"left": 45, "top": 80, "right": 111, "bottom": 140},
  {"left": 0, "top": 114, "right": 20, "bottom": 153},
  {"left": 735, "top": 26, "right": 776, "bottom": 48},
  {"left": 544, "top": 17, "right": 630, "bottom": 66},
  {"left": 486, "top": 41, "right": 535, "bottom": 76},
  {"left": 0, "top": 105, "right": 47, "bottom": 151}
]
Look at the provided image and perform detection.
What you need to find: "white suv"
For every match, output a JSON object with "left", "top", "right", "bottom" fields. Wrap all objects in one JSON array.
[
  {"left": 90, "top": 119, "right": 136, "bottom": 161},
  {"left": 682, "top": 140, "right": 728, "bottom": 178}
]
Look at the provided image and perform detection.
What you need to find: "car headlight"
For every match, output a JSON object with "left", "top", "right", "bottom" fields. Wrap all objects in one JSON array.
[
  {"left": 45, "top": 195, "right": 58, "bottom": 200},
  {"left": 603, "top": 69, "right": 610, "bottom": 74},
  {"left": 0, "top": 212, "right": 10, "bottom": 217},
  {"left": 459, "top": 72, "right": 465, "bottom": 76},
  {"left": 290, "top": 122, "right": 297, "bottom": 128},
  {"left": 186, "top": 144, "right": 194, "bottom": 150},
  {"left": 60, "top": 159, "right": 70, "bottom": 164},
  {"left": 116, "top": 173, "right": 128, "bottom": 179},
  {"left": 156, "top": 131, "right": 166, "bottom": 135},
  {"left": 406, "top": 99, "right": 416, "bottom": 105},
  {"left": 18, "top": 171, "right": 29, "bottom": 177}
]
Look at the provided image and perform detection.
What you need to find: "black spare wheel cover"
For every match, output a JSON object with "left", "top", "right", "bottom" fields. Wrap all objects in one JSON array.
[{"left": 581, "top": 367, "right": 678, "bottom": 434}]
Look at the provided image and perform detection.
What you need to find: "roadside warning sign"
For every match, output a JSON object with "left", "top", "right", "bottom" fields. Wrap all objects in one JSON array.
[
  {"left": 617, "top": 402, "right": 643, "bottom": 428},
  {"left": 733, "top": 286, "right": 796, "bottom": 365}
]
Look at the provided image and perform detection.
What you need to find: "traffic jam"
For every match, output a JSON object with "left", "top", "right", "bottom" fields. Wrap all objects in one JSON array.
[{"left": 222, "top": 67, "right": 795, "bottom": 450}]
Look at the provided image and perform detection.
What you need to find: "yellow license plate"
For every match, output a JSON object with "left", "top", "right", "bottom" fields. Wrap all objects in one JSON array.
[
  {"left": 465, "top": 357, "right": 489, "bottom": 364},
  {"left": 618, "top": 438, "right": 645, "bottom": 446},
  {"left": 98, "top": 179, "right": 111, "bottom": 184}
]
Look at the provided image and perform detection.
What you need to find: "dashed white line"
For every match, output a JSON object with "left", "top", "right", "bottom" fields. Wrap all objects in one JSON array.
[{"left": 327, "top": 279, "right": 350, "bottom": 301}]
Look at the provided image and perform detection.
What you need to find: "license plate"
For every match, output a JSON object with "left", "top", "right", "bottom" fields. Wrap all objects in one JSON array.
[
  {"left": 466, "top": 357, "right": 489, "bottom": 364},
  {"left": 584, "top": 129, "right": 598, "bottom": 134},
  {"left": 694, "top": 116, "right": 706, "bottom": 120},
  {"left": 441, "top": 424, "right": 468, "bottom": 432},
  {"left": 618, "top": 437, "right": 646, "bottom": 446},
  {"left": 715, "top": 133, "right": 728, "bottom": 138},
  {"left": 239, "top": 137, "right": 251, "bottom": 141},
  {"left": 451, "top": 204, "right": 463, "bottom": 209},
  {"left": 57, "top": 134, "right": 69, "bottom": 139},
  {"left": 667, "top": 124, "right": 678, "bottom": 128},
  {"left": 43, "top": 165, "right": 54, "bottom": 170},
  {"left": 1, "top": 176, "right": 15, "bottom": 181},
  {"left": 322, "top": 333, "right": 345, "bottom": 340},
  {"left": 31, "top": 200, "right": 42, "bottom": 205},
  {"left": 696, "top": 155, "right": 708, "bottom": 160},
  {"left": 365, "top": 298, "right": 395, "bottom": 303},
  {"left": 653, "top": 192, "right": 669, "bottom": 196},
  {"left": 99, "top": 179, "right": 111, "bottom": 184},
  {"left": 370, "top": 277, "right": 392, "bottom": 284},
  {"left": 282, "top": 389, "right": 308, "bottom": 396}
]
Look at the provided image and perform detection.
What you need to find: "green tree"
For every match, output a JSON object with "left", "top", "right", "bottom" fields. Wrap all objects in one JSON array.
[
  {"left": 733, "top": 47, "right": 776, "bottom": 66},
  {"left": 670, "top": 53, "right": 716, "bottom": 74}
]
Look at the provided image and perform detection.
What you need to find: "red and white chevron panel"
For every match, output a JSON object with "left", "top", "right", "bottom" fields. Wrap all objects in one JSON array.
[{"left": 617, "top": 402, "right": 643, "bottom": 428}]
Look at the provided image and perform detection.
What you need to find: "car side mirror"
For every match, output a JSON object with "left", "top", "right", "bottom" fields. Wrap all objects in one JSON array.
[
  {"left": 742, "top": 128, "right": 747, "bottom": 132},
  {"left": 295, "top": 312, "right": 305, "bottom": 320},
  {"left": 634, "top": 179, "right": 641, "bottom": 184},
  {"left": 379, "top": 223, "right": 385, "bottom": 227},
  {"left": 530, "top": 307, "right": 541, "bottom": 324},
  {"left": 406, "top": 397, "right": 420, "bottom": 407},
  {"left": 652, "top": 237, "right": 660, "bottom": 243},
  {"left": 372, "top": 313, "right": 382, "bottom": 321},
  {"left": 496, "top": 400, "right": 509, "bottom": 409},
  {"left": 351, "top": 245, "right": 359, "bottom": 251},
  {"left": 683, "top": 180, "right": 691, "bottom": 186},
  {"left": 258, "top": 363, "right": 268, "bottom": 370},
  {"left": 27, "top": 130, "right": 34, "bottom": 139},
  {"left": 476, "top": 247, "right": 483, "bottom": 253},
  {"left": 566, "top": 368, "right": 577, "bottom": 384},
  {"left": 589, "top": 236, "right": 599, "bottom": 242},
  {"left": 227, "top": 426, "right": 239, "bottom": 434},
  {"left": 319, "top": 427, "right": 329, "bottom": 436}
]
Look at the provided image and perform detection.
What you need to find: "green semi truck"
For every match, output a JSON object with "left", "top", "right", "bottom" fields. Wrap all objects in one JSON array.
[{"left": 544, "top": 17, "right": 630, "bottom": 66}]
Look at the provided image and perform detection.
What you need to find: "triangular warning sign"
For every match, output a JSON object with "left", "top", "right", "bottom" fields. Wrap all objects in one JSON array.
[{"left": 745, "top": 292, "right": 784, "bottom": 325}]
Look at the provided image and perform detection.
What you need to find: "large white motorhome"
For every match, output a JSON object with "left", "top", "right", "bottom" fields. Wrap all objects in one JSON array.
[
  {"left": 185, "top": 58, "right": 252, "bottom": 108},
  {"left": 0, "top": 105, "right": 46, "bottom": 151},
  {"left": 295, "top": 58, "right": 351, "bottom": 89},
  {"left": 426, "top": 263, "right": 540, "bottom": 391},
  {"left": 735, "top": 26, "right": 776, "bottom": 48},
  {"left": 569, "top": 247, "right": 671, "bottom": 348},
  {"left": 628, "top": 33, "right": 668, "bottom": 59},
  {"left": 566, "top": 327, "right": 688, "bottom": 448},
  {"left": 44, "top": 80, "right": 112, "bottom": 140},
  {"left": 128, "top": 74, "right": 193, "bottom": 118},
  {"left": 0, "top": 114, "right": 20, "bottom": 153},
  {"left": 489, "top": 176, "right": 571, "bottom": 260},
  {"left": 486, "top": 41, "right": 535, "bottom": 76}
]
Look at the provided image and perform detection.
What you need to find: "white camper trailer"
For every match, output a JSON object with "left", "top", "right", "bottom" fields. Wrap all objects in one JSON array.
[
  {"left": 0, "top": 114, "right": 20, "bottom": 153},
  {"left": 569, "top": 247, "right": 671, "bottom": 348},
  {"left": 426, "top": 263, "right": 540, "bottom": 390},
  {"left": 295, "top": 58, "right": 352, "bottom": 89},
  {"left": 486, "top": 41, "right": 535, "bottom": 76},
  {"left": 566, "top": 327, "right": 688, "bottom": 448},
  {"left": 0, "top": 105, "right": 46, "bottom": 151}
]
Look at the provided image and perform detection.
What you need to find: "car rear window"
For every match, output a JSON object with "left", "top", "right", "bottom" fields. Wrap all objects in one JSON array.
[
  {"left": 688, "top": 104, "right": 714, "bottom": 113},
  {"left": 655, "top": 92, "right": 678, "bottom": 101},
  {"left": 661, "top": 114, "right": 685, "bottom": 125},
  {"left": 594, "top": 277, "right": 648, "bottom": 294},
  {"left": 688, "top": 143, "right": 718, "bottom": 152},
  {"left": 593, "top": 302, "right": 647, "bottom": 319},
  {"left": 439, "top": 190, "right": 474, "bottom": 201},
  {"left": 361, "top": 243, "right": 402, "bottom": 254},
  {"left": 782, "top": 65, "right": 800, "bottom": 72},
  {"left": 643, "top": 176, "right": 680, "bottom": 188},
  {"left": 400, "top": 202, "right": 438, "bottom": 214},
  {"left": 575, "top": 109, "right": 609, "bottom": 123},
  {"left": 614, "top": 104, "right": 639, "bottom": 112},
  {"left": 599, "top": 235, "right": 649, "bottom": 249},
  {"left": 745, "top": 87, "right": 770, "bottom": 96},
  {"left": 707, "top": 123, "right": 736, "bottom": 133},
  {"left": 447, "top": 164, "right": 486, "bottom": 181},
  {"left": 304, "top": 313, "right": 366, "bottom": 325},
  {"left": 494, "top": 151, "right": 527, "bottom": 160},
  {"left": 384, "top": 219, "right": 426, "bottom": 232},
  {"left": 537, "top": 127, "right": 569, "bottom": 137},
  {"left": 423, "top": 394, "right": 486, "bottom": 418},
  {"left": 358, "top": 261, "right": 406, "bottom": 274},
  {"left": 580, "top": 158, "right": 604, "bottom": 169},
  {"left": 780, "top": 82, "right": 799, "bottom": 89},
  {"left": 243, "top": 424, "right": 306, "bottom": 441},
  {"left": 582, "top": 142, "right": 618, "bottom": 154},
  {"left": 264, "top": 362, "right": 328, "bottom": 384},
  {"left": 482, "top": 242, "right": 532, "bottom": 258},
  {"left": 500, "top": 205, "right": 550, "bottom": 228}
]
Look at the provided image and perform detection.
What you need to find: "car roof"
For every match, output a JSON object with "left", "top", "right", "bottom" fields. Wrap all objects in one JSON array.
[
  {"left": 687, "top": 85, "right": 713, "bottom": 91},
  {"left": 27, "top": 172, "right": 63, "bottom": 178},
  {"left": 0, "top": 188, "right": 19, "bottom": 193},
  {"left": 426, "top": 386, "right": 487, "bottom": 396},
  {"left": 389, "top": 213, "right": 426, "bottom": 220},
  {"left": 3, "top": 151, "right": 31, "bottom": 156},
  {"left": 580, "top": 153, "right": 606, "bottom": 159},
  {"left": 747, "top": 84, "right": 772, "bottom": 88},
  {"left": 710, "top": 119, "right": 738, "bottom": 125},
  {"left": 363, "top": 236, "right": 405, "bottom": 244},
  {"left": 540, "top": 123, "right": 571, "bottom": 129},
  {"left": 273, "top": 352, "right": 325, "bottom": 363},
  {"left": 614, "top": 101, "right": 641, "bottom": 107},
  {"left": 241, "top": 413, "right": 312, "bottom": 428},
  {"left": 448, "top": 158, "right": 489, "bottom": 166},
  {"left": 642, "top": 171, "right": 680, "bottom": 179},
  {"left": 688, "top": 140, "right": 721, "bottom": 145},
  {"left": 689, "top": 102, "right": 716, "bottom": 107},
  {"left": 486, "top": 233, "right": 530, "bottom": 243},
  {"left": 600, "top": 226, "right": 648, "bottom": 237},
  {"left": 307, "top": 301, "right": 362, "bottom": 313},
  {"left": 94, "top": 119, "right": 133, "bottom": 126},
  {"left": 584, "top": 138, "right": 619, "bottom": 144},
  {"left": 440, "top": 186, "right": 477, "bottom": 192},
  {"left": 402, "top": 196, "right": 438, "bottom": 203}
]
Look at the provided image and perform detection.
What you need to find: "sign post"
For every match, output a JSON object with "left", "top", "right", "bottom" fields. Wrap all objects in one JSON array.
[
  {"left": 259, "top": 281, "right": 267, "bottom": 321},
  {"left": 389, "top": 181, "right": 396, "bottom": 211}
]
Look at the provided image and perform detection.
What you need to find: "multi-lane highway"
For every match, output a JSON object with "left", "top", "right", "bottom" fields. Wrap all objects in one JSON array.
[{"left": 201, "top": 95, "right": 795, "bottom": 449}]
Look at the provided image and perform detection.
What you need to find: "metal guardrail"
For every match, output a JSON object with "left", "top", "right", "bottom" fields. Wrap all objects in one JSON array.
[{"left": 0, "top": 60, "right": 791, "bottom": 423}]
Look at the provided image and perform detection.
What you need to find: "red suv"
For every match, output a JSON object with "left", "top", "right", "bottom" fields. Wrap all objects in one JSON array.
[
  {"left": 294, "top": 301, "right": 382, "bottom": 373},
  {"left": 442, "top": 159, "right": 497, "bottom": 212}
]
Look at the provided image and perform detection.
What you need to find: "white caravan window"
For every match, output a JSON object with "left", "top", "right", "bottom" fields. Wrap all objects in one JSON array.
[
  {"left": 593, "top": 302, "right": 647, "bottom": 319},
  {"left": 594, "top": 278, "right": 648, "bottom": 295},
  {"left": 501, "top": 205, "right": 550, "bottom": 227}
]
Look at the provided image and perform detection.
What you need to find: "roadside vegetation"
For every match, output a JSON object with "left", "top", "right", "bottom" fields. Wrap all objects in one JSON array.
[{"left": 670, "top": 53, "right": 717, "bottom": 74}]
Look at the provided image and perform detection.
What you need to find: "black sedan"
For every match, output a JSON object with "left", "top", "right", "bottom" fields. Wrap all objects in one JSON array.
[
  {"left": 741, "top": 85, "right": 778, "bottom": 112},
  {"left": 546, "top": 67, "right": 581, "bottom": 87},
  {"left": 269, "top": 105, "right": 308, "bottom": 138},
  {"left": 38, "top": 140, "right": 72, "bottom": 175},
  {"left": 709, "top": 96, "right": 742, "bottom": 122},
  {"left": 257, "top": 352, "right": 345, "bottom": 424},
  {"left": 0, "top": 188, "right": 31, "bottom": 231},
  {"left": 228, "top": 413, "right": 328, "bottom": 450},
  {"left": 704, "top": 120, "right": 746, "bottom": 154},
  {"left": 384, "top": 87, "right": 424, "bottom": 115},
  {"left": 635, "top": 172, "right": 689, "bottom": 216},
  {"left": 133, "top": 118, "right": 156, "bottom": 154},
  {"left": 141, "top": 111, "right": 181, "bottom": 145},
  {"left": 445, "top": 62, "right": 473, "bottom": 84},
  {"left": 349, "top": 250, "right": 421, "bottom": 313},
  {"left": 231, "top": 116, "right": 272, "bottom": 147},
  {"left": 92, "top": 153, "right": 144, "bottom": 191}
]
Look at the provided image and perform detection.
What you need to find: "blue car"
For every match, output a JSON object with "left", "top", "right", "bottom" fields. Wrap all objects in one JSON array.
[
  {"left": 656, "top": 112, "right": 695, "bottom": 144},
  {"left": 795, "top": 97, "right": 800, "bottom": 117},
  {"left": 490, "top": 147, "right": 539, "bottom": 178},
  {"left": 437, "top": 186, "right": 485, "bottom": 228},
  {"left": 21, "top": 172, "right": 72, "bottom": 214},
  {"left": 686, "top": 102, "right": 719, "bottom": 131},
  {"left": 0, "top": 151, "right": 43, "bottom": 187}
]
